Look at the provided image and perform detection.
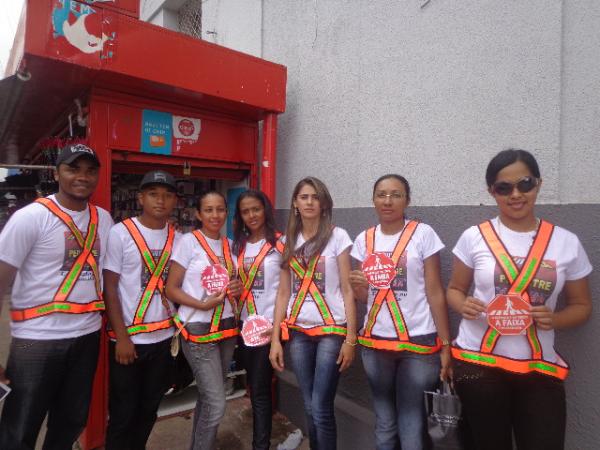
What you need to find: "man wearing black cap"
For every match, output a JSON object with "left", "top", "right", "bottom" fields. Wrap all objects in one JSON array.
[
  {"left": 104, "top": 170, "right": 180, "bottom": 449},
  {"left": 0, "top": 143, "right": 114, "bottom": 449}
]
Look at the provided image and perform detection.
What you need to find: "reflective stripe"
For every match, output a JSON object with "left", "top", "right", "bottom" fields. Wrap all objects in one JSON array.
[
  {"left": 11, "top": 198, "right": 103, "bottom": 322},
  {"left": 107, "top": 318, "right": 173, "bottom": 338},
  {"left": 118, "top": 218, "right": 175, "bottom": 335},
  {"left": 285, "top": 323, "right": 347, "bottom": 338},
  {"left": 478, "top": 220, "right": 554, "bottom": 359},
  {"left": 361, "top": 222, "right": 424, "bottom": 352},
  {"left": 190, "top": 232, "right": 237, "bottom": 334},
  {"left": 237, "top": 235, "right": 281, "bottom": 316},
  {"left": 359, "top": 336, "right": 441, "bottom": 354},
  {"left": 451, "top": 346, "right": 568, "bottom": 380},
  {"left": 11, "top": 300, "right": 105, "bottom": 321},
  {"left": 173, "top": 315, "right": 238, "bottom": 343}
]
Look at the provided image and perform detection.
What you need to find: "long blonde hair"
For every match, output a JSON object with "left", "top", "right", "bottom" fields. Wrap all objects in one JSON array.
[{"left": 281, "top": 177, "right": 333, "bottom": 268}]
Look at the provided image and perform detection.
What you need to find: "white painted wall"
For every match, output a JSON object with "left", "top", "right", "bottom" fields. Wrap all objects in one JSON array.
[{"left": 200, "top": 0, "right": 262, "bottom": 57}]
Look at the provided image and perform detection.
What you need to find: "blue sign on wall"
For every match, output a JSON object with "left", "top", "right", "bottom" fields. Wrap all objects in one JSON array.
[
  {"left": 141, "top": 109, "right": 173, "bottom": 155},
  {"left": 226, "top": 187, "right": 247, "bottom": 239}
]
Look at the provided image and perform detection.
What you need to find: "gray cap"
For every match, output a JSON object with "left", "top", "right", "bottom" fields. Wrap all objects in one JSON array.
[
  {"left": 139, "top": 170, "right": 177, "bottom": 191},
  {"left": 56, "top": 143, "right": 100, "bottom": 167}
]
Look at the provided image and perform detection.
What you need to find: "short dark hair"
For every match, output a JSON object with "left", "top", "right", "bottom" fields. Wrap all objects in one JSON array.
[
  {"left": 373, "top": 174, "right": 411, "bottom": 202},
  {"left": 485, "top": 149, "right": 541, "bottom": 187}
]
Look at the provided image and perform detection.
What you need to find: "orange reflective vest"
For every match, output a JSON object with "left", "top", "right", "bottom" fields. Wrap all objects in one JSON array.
[
  {"left": 451, "top": 219, "right": 569, "bottom": 380},
  {"left": 174, "top": 231, "right": 238, "bottom": 343},
  {"left": 11, "top": 198, "right": 104, "bottom": 322},
  {"left": 237, "top": 233, "right": 284, "bottom": 318},
  {"left": 358, "top": 222, "right": 442, "bottom": 354},
  {"left": 281, "top": 251, "right": 346, "bottom": 340},
  {"left": 107, "top": 218, "right": 175, "bottom": 338}
]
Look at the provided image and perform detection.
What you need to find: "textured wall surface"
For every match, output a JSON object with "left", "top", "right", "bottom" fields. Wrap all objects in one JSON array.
[
  {"left": 276, "top": 203, "right": 600, "bottom": 450},
  {"left": 263, "top": 0, "right": 574, "bottom": 208}
]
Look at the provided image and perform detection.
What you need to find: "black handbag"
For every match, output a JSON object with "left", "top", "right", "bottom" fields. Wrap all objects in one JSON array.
[{"left": 424, "top": 381, "right": 464, "bottom": 450}]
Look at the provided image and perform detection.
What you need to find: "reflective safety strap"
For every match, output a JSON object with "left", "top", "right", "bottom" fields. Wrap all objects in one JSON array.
[
  {"left": 36, "top": 198, "right": 102, "bottom": 302},
  {"left": 358, "top": 335, "right": 442, "bottom": 354},
  {"left": 288, "top": 254, "right": 334, "bottom": 326},
  {"left": 192, "top": 231, "right": 236, "bottom": 332},
  {"left": 451, "top": 346, "right": 568, "bottom": 380},
  {"left": 285, "top": 323, "right": 347, "bottom": 338},
  {"left": 173, "top": 315, "right": 238, "bottom": 343},
  {"left": 122, "top": 219, "right": 175, "bottom": 326},
  {"left": 107, "top": 317, "right": 173, "bottom": 338},
  {"left": 478, "top": 220, "right": 554, "bottom": 358},
  {"left": 11, "top": 300, "right": 105, "bottom": 321},
  {"left": 237, "top": 240, "right": 273, "bottom": 316},
  {"left": 363, "top": 222, "right": 418, "bottom": 340}
]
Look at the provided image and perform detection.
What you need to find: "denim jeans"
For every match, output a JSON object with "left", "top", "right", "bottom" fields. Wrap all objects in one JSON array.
[
  {"left": 361, "top": 334, "right": 441, "bottom": 450},
  {"left": 0, "top": 330, "right": 100, "bottom": 450},
  {"left": 288, "top": 331, "right": 344, "bottom": 450},
  {"left": 453, "top": 359, "right": 566, "bottom": 450},
  {"left": 241, "top": 339, "right": 273, "bottom": 450},
  {"left": 181, "top": 320, "right": 236, "bottom": 450},
  {"left": 105, "top": 338, "right": 171, "bottom": 450}
]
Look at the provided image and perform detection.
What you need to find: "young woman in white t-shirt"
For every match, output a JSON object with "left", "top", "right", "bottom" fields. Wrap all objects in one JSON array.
[
  {"left": 270, "top": 177, "right": 357, "bottom": 450},
  {"left": 166, "top": 191, "right": 242, "bottom": 450},
  {"left": 349, "top": 174, "right": 452, "bottom": 450},
  {"left": 232, "top": 189, "right": 282, "bottom": 450},
  {"left": 447, "top": 149, "right": 593, "bottom": 450}
]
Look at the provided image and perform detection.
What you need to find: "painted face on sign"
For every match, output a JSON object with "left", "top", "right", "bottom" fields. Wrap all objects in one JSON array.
[{"left": 52, "top": 1, "right": 110, "bottom": 54}]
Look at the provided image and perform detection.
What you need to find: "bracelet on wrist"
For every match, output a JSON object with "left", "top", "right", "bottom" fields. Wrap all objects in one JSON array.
[{"left": 344, "top": 339, "right": 357, "bottom": 347}]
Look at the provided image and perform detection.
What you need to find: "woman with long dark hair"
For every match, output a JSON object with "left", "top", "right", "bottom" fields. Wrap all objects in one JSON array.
[
  {"left": 447, "top": 149, "right": 593, "bottom": 450},
  {"left": 233, "top": 189, "right": 282, "bottom": 450},
  {"left": 270, "top": 177, "right": 356, "bottom": 450},
  {"left": 349, "top": 174, "right": 451, "bottom": 450},
  {"left": 166, "top": 190, "right": 242, "bottom": 450}
]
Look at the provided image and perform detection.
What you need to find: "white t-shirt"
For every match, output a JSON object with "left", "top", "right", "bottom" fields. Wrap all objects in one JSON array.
[
  {"left": 351, "top": 222, "right": 445, "bottom": 339},
  {"left": 171, "top": 231, "right": 236, "bottom": 324},
  {"left": 453, "top": 217, "right": 593, "bottom": 363},
  {"left": 285, "top": 227, "right": 353, "bottom": 328},
  {"left": 0, "top": 195, "right": 113, "bottom": 339},
  {"left": 238, "top": 238, "right": 282, "bottom": 322},
  {"left": 104, "top": 218, "right": 181, "bottom": 344}
]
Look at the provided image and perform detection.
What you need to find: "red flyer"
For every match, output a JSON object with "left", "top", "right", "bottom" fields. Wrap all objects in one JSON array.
[
  {"left": 487, "top": 294, "right": 532, "bottom": 335},
  {"left": 241, "top": 315, "right": 273, "bottom": 347},
  {"left": 362, "top": 253, "right": 397, "bottom": 289},
  {"left": 201, "top": 264, "right": 230, "bottom": 294}
]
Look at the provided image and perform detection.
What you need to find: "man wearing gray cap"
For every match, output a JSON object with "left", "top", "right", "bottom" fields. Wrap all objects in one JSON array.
[
  {"left": 104, "top": 170, "right": 180, "bottom": 449},
  {"left": 0, "top": 143, "right": 114, "bottom": 449}
]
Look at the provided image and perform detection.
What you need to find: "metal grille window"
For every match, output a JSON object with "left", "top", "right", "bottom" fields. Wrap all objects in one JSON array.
[{"left": 178, "top": 0, "right": 202, "bottom": 38}]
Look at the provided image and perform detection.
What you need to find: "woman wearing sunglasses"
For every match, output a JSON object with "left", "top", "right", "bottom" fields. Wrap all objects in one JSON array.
[
  {"left": 447, "top": 149, "right": 593, "bottom": 450},
  {"left": 270, "top": 177, "right": 356, "bottom": 450},
  {"left": 349, "top": 174, "right": 452, "bottom": 450},
  {"left": 233, "top": 190, "right": 283, "bottom": 450}
]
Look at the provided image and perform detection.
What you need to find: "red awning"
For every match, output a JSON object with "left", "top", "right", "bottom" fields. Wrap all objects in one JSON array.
[{"left": 0, "top": 0, "right": 287, "bottom": 164}]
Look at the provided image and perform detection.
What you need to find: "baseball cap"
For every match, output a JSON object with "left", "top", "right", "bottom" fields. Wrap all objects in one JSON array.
[
  {"left": 56, "top": 143, "right": 100, "bottom": 167},
  {"left": 139, "top": 170, "right": 177, "bottom": 191}
]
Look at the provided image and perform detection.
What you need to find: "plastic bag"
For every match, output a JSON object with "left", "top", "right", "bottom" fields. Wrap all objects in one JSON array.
[{"left": 424, "top": 381, "right": 464, "bottom": 450}]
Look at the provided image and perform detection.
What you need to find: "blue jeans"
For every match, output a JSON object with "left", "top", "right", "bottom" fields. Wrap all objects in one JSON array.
[
  {"left": 0, "top": 330, "right": 100, "bottom": 450},
  {"left": 361, "top": 334, "right": 441, "bottom": 450},
  {"left": 181, "top": 321, "right": 236, "bottom": 450},
  {"left": 288, "top": 331, "right": 344, "bottom": 450}
]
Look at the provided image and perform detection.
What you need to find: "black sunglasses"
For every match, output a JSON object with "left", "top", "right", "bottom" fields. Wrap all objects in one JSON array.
[{"left": 491, "top": 176, "right": 539, "bottom": 196}]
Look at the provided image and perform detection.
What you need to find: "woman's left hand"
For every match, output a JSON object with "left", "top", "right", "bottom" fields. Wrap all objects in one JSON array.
[
  {"left": 227, "top": 279, "right": 243, "bottom": 299},
  {"left": 336, "top": 341, "right": 356, "bottom": 372},
  {"left": 439, "top": 346, "right": 453, "bottom": 382},
  {"left": 531, "top": 305, "right": 555, "bottom": 330}
]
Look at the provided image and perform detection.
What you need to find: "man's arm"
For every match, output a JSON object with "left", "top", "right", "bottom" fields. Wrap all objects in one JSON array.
[{"left": 0, "top": 260, "right": 18, "bottom": 384}]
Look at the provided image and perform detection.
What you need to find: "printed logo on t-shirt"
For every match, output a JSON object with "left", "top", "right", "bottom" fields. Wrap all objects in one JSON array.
[
  {"left": 60, "top": 231, "right": 100, "bottom": 280},
  {"left": 140, "top": 249, "right": 169, "bottom": 288},
  {"left": 292, "top": 256, "right": 325, "bottom": 302},
  {"left": 494, "top": 257, "right": 556, "bottom": 305},
  {"left": 369, "top": 251, "right": 408, "bottom": 298},
  {"left": 243, "top": 258, "right": 264, "bottom": 291}
]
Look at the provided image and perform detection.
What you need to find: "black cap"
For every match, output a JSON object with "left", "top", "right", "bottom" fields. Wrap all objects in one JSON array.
[
  {"left": 139, "top": 170, "right": 177, "bottom": 191},
  {"left": 56, "top": 143, "right": 100, "bottom": 167}
]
